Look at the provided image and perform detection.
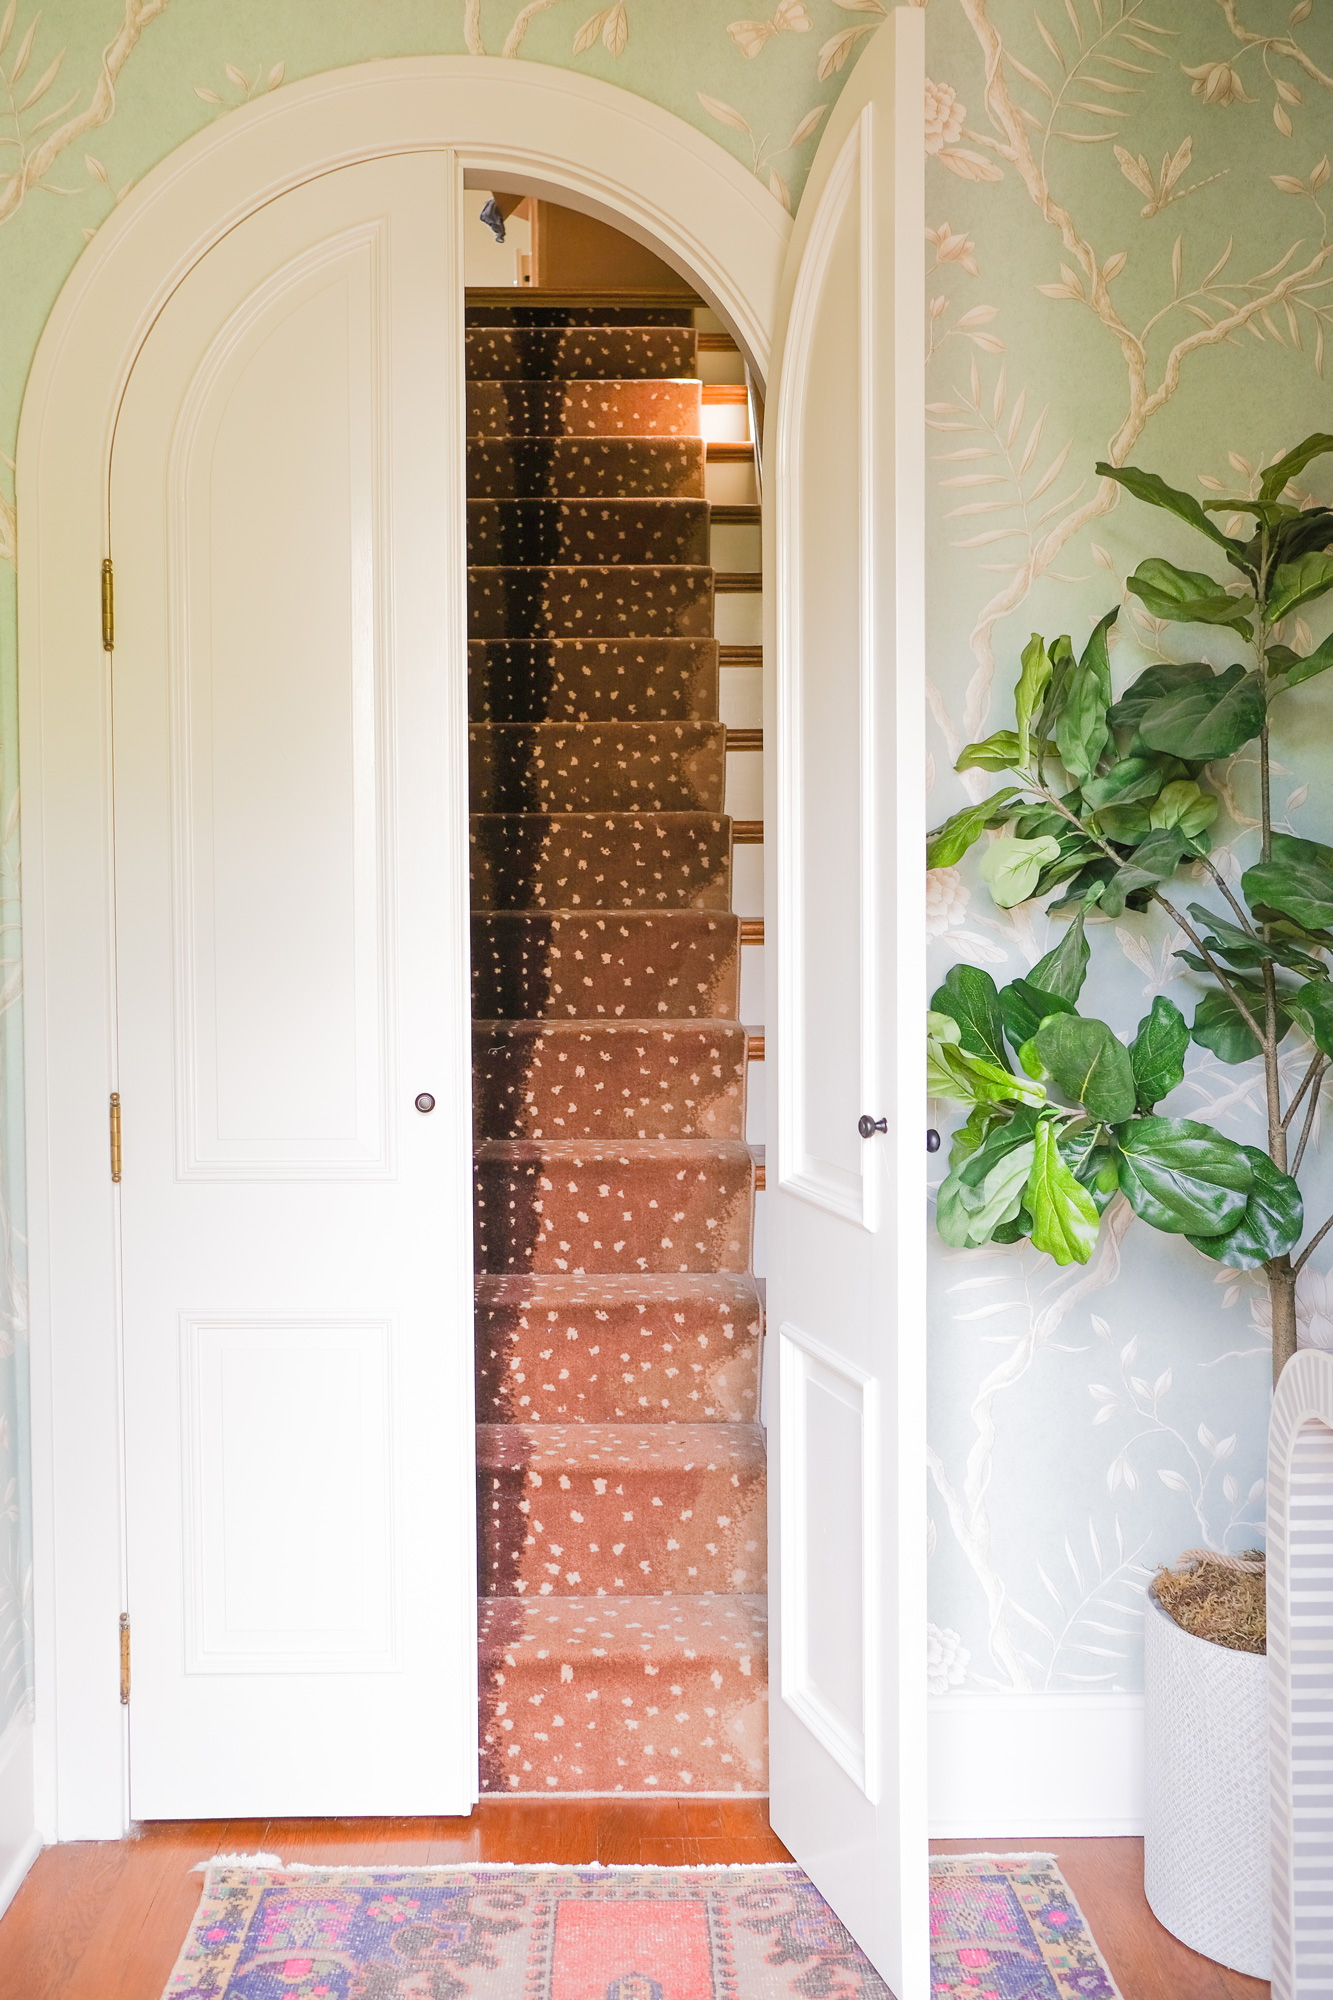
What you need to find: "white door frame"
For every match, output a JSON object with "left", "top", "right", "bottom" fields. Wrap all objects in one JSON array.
[{"left": 18, "top": 55, "right": 791, "bottom": 1842}]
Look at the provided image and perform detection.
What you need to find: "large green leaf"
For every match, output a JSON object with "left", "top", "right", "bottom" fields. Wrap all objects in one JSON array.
[
  {"left": 1129, "top": 996, "right": 1189, "bottom": 1111},
  {"left": 1259, "top": 432, "right": 1333, "bottom": 501},
  {"left": 1149, "top": 779, "right": 1218, "bottom": 839},
  {"left": 1285, "top": 978, "right": 1333, "bottom": 1057},
  {"left": 1034, "top": 1014, "right": 1137, "bottom": 1123},
  {"left": 927, "top": 787, "right": 1022, "bottom": 868},
  {"left": 1096, "top": 802, "right": 1153, "bottom": 844},
  {"left": 1015, "top": 634, "right": 1052, "bottom": 766},
  {"left": 1097, "top": 461, "right": 1250, "bottom": 563},
  {"left": 956, "top": 731, "right": 1023, "bottom": 773},
  {"left": 1268, "top": 628, "right": 1333, "bottom": 694},
  {"left": 1055, "top": 656, "right": 1110, "bottom": 785},
  {"left": 928, "top": 1013, "right": 1046, "bottom": 1108},
  {"left": 931, "top": 964, "right": 1009, "bottom": 1070},
  {"left": 1116, "top": 1117, "right": 1253, "bottom": 1236},
  {"left": 999, "top": 977, "right": 1076, "bottom": 1051},
  {"left": 1054, "top": 617, "right": 1116, "bottom": 786},
  {"left": 1126, "top": 557, "right": 1255, "bottom": 639},
  {"left": 1272, "top": 507, "right": 1333, "bottom": 568},
  {"left": 1191, "top": 980, "right": 1289, "bottom": 1064},
  {"left": 1186, "top": 1145, "right": 1303, "bottom": 1269},
  {"left": 1242, "top": 832, "right": 1333, "bottom": 932},
  {"left": 980, "top": 833, "right": 1062, "bottom": 908},
  {"left": 1058, "top": 1126, "right": 1123, "bottom": 1213},
  {"left": 1267, "top": 550, "right": 1333, "bottom": 624},
  {"left": 1030, "top": 907, "right": 1091, "bottom": 1002},
  {"left": 936, "top": 1130, "right": 1038, "bottom": 1249},
  {"left": 1106, "top": 661, "right": 1215, "bottom": 733},
  {"left": 1184, "top": 903, "right": 1325, "bottom": 978},
  {"left": 1038, "top": 634, "right": 1077, "bottom": 743},
  {"left": 1026, "top": 1117, "right": 1100, "bottom": 1266},
  {"left": 1081, "top": 756, "right": 1177, "bottom": 812},
  {"left": 1138, "top": 664, "right": 1265, "bottom": 762},
  {"left": 1097, "top": 829, "right": 1190, "bottom": 918}
]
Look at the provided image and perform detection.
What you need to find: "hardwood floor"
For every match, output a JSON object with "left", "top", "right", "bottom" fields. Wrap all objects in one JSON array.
[
  {"left": 0, "top": 1809, "right": 1270, "bottom": 2000},
  {"left": 933, "top": 1838, "right": 1270, "bottom": 2000}
]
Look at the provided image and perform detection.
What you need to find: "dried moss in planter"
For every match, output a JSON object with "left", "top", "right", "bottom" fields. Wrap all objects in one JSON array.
[{"left": 1153, "top": 1549, "right": 1266, "bottom": 1655}]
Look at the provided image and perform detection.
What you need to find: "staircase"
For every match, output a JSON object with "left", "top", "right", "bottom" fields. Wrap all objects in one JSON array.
[{"left": 466, "top": 292, "right": 767, "bottom": 1795}]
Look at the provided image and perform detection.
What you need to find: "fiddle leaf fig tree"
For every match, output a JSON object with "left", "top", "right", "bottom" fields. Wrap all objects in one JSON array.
[{"left": 927, "top": 433, "right": 1333, "bottom": 1383}]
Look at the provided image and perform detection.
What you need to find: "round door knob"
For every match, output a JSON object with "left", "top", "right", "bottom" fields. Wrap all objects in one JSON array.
[
  {"left": 415, "top": 1092, "right": 436, "bottom": 1114},
  {"left": 927, "top": 1128, "right": 941, "bottom": 1153},
  {"left": 858, "top": 1114, "right": 888, "bottom": 1139}
]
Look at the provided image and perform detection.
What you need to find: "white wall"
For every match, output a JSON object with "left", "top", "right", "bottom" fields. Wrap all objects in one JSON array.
[{"left": 0, "top": 1709, "right": 40, "bottom": 1919}]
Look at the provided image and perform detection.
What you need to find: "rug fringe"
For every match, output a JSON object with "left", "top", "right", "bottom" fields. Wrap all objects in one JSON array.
[{"left": 195, "top": 1858, "right": 803, "bottom": 1876}]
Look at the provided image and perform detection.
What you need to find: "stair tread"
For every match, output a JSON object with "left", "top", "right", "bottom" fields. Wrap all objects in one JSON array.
[
  {"left": 473, "top": 1016, "right": 746, "bottom": 1036},
  {"left": 474, "top": 1136, "right": 753, "bottom": 1161},
  {"left": 479, "top": 1592, "right": 767, "bottom": 1659},
  {"left": 476, "top": 1271, "right": 760, "bottom": 1303},
  {"left": 466, "top": 327, "right": 696, "bottom": 381},
  {"left": 467, "top": 437, "right": 706, "bottom": 501},
  {"left": 477, "top": 1419, "right": 765, "bottom": 1470}
]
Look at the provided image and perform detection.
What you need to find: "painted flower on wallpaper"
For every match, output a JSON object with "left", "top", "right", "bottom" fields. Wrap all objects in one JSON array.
[
  {"left": 924, "top": 76, "right": 963, "bottom": 152},
  {"left": 727, "top": 0, "right": 812, "bottom": 61},
  {"left": 928, "top": 221, "right": 978, "bottom": 276},
  {"left": 927, "top": 1623, "right": 970, "bottom": 1695},
  {"left": 926, "top": 866, "right": 969, "bottom": 938},
  {"left": 1182, "top": 60, "right": 1253, "bottom": 109}
]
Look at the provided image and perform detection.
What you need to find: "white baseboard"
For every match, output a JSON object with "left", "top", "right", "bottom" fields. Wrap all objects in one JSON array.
[
  {"left": 0, "top": 1707, "right": 41, "bottom": 1920},
  {"left": 929, "top": 1692, "right": 1145, "bottom": 1838}
]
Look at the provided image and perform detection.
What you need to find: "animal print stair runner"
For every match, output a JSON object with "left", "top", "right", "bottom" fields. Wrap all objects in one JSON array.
[{"left": 466, "top": 298, "right": 767, "bottom": 1795}]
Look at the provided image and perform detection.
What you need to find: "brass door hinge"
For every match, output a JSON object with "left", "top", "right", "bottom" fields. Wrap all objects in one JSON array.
[
  {"left": 101, "top": 558, "right": 114, "bottom": 652},
  {"left": 119, "top": 1612, "right": 130, "bottom": 1705},
  {"left": 109, "top": 1092, "right": 122, "bottom": 1182}
]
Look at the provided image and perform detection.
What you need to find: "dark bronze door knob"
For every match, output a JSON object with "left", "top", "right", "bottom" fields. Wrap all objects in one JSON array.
[
  {"left": 858, "top": 1114, "right": 888, "bottom": 1138},
  {"left": 415, "top": 1092, "right": 436, "bottom": 1113}
]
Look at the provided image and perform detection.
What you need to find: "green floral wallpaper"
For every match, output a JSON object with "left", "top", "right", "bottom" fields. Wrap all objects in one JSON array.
[{"left": 0, "top": 0, "right": 1328, "bottom": 1744}]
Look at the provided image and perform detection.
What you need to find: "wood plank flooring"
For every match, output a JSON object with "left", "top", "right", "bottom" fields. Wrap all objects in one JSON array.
[{"left": 0, "top": 1809, "right": 1270, "bottom": 2000}]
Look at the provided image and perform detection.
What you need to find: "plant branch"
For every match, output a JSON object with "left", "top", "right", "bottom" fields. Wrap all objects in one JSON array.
[
  {"left": 1291, "top": 1059, "right": 1326, "bottom": 1176},
  {"left": 1027, "top": 778, "right": 1271, "bottom": 1050},
  {"left": 1295, "top": 1208, "right": 1333, "bottom": 1276},
  {"left": 1283, "top": 1049, "right": 1325, "bottom": 1130},
  {"left": 1195, "top": 853, "right": 1257, "bottom": 934}
]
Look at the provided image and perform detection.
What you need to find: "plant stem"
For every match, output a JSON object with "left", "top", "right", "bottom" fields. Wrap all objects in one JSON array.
[
  {"left": 1255, "top": 598, "right": 1298, "bottom": 1382},
  {"left": 1283, "top": 1049, "right": 1325, "bottom": 1130},
  {"left": 1027, "top": 778, "right": 1271, "bottom": 1049},
  {"left": 1292, "top": 1060, "right": 1326, "bottom": 1176}
]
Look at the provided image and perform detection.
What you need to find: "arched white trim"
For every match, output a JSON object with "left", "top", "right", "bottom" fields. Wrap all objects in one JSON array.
[{"left": 17, "top": 55, "right": 788, "bottom": 1840}]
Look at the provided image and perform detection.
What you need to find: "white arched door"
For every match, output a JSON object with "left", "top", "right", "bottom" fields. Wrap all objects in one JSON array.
[{"left": 110, "top": 151, "right": 476, "bottom": 1816}]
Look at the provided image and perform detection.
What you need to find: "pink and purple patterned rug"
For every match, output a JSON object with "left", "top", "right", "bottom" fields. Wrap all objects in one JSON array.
[{"left": 161, "top": 1855, "right": 1121, "bottom": 2000}]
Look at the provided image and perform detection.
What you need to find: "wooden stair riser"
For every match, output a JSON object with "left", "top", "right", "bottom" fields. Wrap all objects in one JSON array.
[
  {"left": 467, "top": 380, "right": 702, "bottom": 439},
  {"left": 467, "top": 437, "right": 707, "bottom": 500}
]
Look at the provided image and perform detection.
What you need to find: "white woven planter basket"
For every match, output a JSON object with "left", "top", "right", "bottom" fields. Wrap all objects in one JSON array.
[{"left": 1143, "top": 1588, "right": 1269, "bottom": 1980}]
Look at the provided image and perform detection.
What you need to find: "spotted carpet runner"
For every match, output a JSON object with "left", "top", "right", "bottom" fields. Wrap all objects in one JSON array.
[{"left": 466, "top": 297, "right": 766, "bottom": 1795}]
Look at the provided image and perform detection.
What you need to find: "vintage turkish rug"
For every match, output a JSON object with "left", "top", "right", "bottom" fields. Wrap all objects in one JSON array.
[
  {"left": 929, "top": 1854, "right": 1122, "bottom": 1999},
  {"left": 160, "top": 1856, "right": 1122, "bottom": 2000}
]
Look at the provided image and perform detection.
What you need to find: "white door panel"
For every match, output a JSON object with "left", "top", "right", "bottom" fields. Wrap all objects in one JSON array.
[
  {"left": 112, "top": 153, "right": 474, "bottom": 1817},
  {"left": 765, "top": 11, "right": 927, "bottom": 1992}
]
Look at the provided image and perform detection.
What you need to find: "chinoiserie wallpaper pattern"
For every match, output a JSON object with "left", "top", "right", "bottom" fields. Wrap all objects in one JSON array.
[{"left": 0, "top": 0, "right": 1328, "bottom": 1741}]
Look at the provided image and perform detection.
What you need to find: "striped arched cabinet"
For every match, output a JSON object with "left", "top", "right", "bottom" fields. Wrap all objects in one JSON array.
[{"left": 1269, "top": 1348, "right": 1333, "bottom": 2000}]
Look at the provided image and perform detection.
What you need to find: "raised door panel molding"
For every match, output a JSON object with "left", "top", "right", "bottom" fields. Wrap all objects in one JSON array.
[
  {"left": 169, "top": 225, "right": 394, "bottom": 1178},
  {"left": 180, "top": 1312, "right": 398, "bottom": 1675},
  {"left": 774, "top": 112, "right": 878, "bottom": 1231},
  {"left": 777, "top": 1318, "right": 880, "bottom": 1801}
]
